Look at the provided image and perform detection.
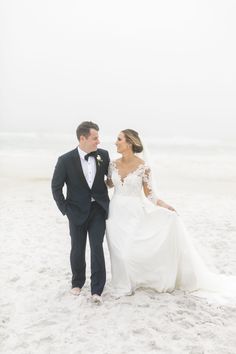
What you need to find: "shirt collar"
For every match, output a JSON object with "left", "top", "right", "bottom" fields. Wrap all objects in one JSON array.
[{"left": 77, "top": 146, "right": 87, "bottom": 160}]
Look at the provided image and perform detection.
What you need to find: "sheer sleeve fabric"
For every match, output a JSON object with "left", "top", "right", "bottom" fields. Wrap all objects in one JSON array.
[
  {"left": 106, "top": 161, "right": 115, "bottom": 188},
  {"left": 108, "top": 163, "right": 112, "bottom": 179},
  {"left": 142, "top": 165, "right": 158, "bottom": 205}
]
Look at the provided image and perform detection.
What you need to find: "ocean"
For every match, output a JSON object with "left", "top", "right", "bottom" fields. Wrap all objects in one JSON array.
[{"left": 1, "top": 132, "right": 236, "bottom": 196}]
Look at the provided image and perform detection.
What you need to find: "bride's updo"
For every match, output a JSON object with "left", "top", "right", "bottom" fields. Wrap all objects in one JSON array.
[{"left": 122, "top": 129, "right": 143, "bottom": 153}]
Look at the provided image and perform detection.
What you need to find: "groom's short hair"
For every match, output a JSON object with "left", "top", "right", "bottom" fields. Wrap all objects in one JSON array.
[{"left": 76, "top": 121, "right": 99, "bottom": 140}]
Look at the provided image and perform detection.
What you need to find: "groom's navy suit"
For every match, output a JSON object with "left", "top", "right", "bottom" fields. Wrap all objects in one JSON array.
[{"left": 51, "top": 147, "right": 110, "bottom": 295}]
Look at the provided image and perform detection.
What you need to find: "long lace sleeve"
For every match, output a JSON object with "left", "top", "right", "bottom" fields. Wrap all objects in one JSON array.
[
  {"left": 106, "top": 162, "right": 114, "bottom": 188},
  {"left": 142, "top": 165, "right": 158, "bottom": 205}
]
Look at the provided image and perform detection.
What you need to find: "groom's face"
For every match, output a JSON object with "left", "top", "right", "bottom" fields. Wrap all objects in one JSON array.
[{"left": 81, "top": 128, "right": 100, "bottom": 152}]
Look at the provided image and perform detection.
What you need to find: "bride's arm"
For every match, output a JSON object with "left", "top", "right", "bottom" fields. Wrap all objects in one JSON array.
[
  {"left": 156, "top": 198, "right": 176, "bottom": 212},
  {"left": 106, "top": 178, "right": 114, "bottom": 188},
  {"left": 142, "top": 166, "right": 176, "bottom": 212},
  {"left": 106, "top": 162, "right": 114, "bottom": 188},
  {"left": 143, "top": 183, "right": 176, "bottom": 211}
]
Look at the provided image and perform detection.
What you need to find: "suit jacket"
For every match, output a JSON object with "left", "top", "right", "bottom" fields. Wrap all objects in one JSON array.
[{"left": 51, "top": 148, "right": 110, "bottom": 225}]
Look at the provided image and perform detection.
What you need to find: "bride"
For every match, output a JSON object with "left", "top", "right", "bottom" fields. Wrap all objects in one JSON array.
[{"left": 106, "top": 129, "right": 236, "bottom": 300}]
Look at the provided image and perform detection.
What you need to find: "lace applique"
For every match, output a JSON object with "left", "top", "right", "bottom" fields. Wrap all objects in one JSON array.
[
  {"left": 111, "top": 161, "right": 145, "bottom": 183},
  {"left": 108, "top": 161, "right": 158, "bottom": 204},
  {"left": 108, "top": 160, "right": 116, "bottom": 180},
  {"left": 142, "top": 165, "right": 158, "bottom": 205}
]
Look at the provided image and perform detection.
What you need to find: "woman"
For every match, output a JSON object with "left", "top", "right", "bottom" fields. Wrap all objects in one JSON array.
[{"left": 106, "top": 129, "right": 236, "bottom": 299}]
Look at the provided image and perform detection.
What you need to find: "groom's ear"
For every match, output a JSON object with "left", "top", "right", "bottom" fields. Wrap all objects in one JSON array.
[{"left": 80, "top": 135, "right": 86, "bottom": 142}]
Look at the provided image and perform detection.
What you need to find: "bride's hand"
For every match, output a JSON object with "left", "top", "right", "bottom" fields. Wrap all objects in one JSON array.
[
  {"left": 166, "top": 204, "right": 176, "bottom": 212},
  {"left": 157, "top": 199, "right": 176, "bottom": 212}
]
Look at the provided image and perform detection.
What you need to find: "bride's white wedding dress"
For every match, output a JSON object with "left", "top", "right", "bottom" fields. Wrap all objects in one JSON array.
[{"left": 106, "top": 161, "right": 236, "bottom": 301}]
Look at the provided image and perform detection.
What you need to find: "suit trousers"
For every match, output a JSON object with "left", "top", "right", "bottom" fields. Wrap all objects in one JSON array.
[{"left": 69, "top": 201, "right": 106, "bottom": 295}]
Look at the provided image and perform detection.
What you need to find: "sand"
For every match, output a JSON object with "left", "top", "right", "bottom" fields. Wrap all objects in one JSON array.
[{"left": 1, "top": 135, "right": 236, "bottom": 353}]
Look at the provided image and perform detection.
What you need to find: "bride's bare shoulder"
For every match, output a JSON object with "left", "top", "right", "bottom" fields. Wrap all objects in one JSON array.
[
  {"left": 113, "top": 158, "right": 122, "bottom": 165},
  {"left": 110, "top": 159, "right": 121, "bottom": 167},
  {"left": 135, "top": 156, "right": 145, "bottom": 165}
]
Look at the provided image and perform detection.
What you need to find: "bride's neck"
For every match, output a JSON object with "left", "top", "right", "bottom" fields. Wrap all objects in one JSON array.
[{"left": 121, "top": 151, "right": 135, "bottom": 162}]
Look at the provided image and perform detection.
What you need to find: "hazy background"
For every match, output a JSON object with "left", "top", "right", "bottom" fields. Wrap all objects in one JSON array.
[
  {"left": 0, "top": 0, "right": 236, "bottom": 141},
  {"left": 1, "top": 5, "right": 236, "bottom": 353}
]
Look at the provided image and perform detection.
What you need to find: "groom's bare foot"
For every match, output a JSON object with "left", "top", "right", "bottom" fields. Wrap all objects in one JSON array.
[{"left": 70, "top": 287, "right": 81, "bottom": 296}]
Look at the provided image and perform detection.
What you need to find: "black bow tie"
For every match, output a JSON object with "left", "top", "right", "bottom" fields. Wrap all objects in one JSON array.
[{"left": 84, "top": 151, "right": 97, "bottom": 161}]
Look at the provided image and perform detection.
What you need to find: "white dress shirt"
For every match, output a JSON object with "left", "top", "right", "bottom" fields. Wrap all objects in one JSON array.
[{"left": 77, "top": 146, "right": 97, "bottom": 189}]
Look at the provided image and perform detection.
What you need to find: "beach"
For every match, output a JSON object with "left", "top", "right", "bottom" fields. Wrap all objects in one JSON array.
[{"left": 1, "top": 133, "right": 236, "bottom": 354}]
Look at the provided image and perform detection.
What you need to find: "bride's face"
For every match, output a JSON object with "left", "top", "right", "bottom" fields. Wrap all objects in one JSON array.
[{"left": 116, "top": 132, "right": 129, "bottom": 153}]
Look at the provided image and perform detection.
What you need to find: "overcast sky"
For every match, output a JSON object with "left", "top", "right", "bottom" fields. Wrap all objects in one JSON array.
[{"left": 1, "top": 0, "right": 236, "bottom": 140}]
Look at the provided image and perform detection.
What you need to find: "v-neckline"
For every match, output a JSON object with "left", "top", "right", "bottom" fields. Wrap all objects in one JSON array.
[{"left": 113, "top": 161, "right": 145, "bottom": 183}]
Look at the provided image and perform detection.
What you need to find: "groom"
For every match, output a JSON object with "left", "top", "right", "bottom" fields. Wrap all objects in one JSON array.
[{"left": 51, "top": 121, "right": 110, "bottom": 303}]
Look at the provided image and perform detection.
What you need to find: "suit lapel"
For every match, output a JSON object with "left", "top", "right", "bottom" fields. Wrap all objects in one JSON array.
[
  {"left": 73, "top": 149, "right": 90, "bottom": 190},
  {"left": 91, "top": 153, "right": 99, "bottom": 189}
]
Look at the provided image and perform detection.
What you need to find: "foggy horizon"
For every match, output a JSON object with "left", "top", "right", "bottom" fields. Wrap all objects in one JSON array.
[{"left": 1, "top": 1, "right": 236, "bottom": 140}]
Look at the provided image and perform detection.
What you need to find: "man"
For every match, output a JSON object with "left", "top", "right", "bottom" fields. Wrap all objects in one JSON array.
[{"left": 51, "top": 121, "right": 110, "bottom": 303}]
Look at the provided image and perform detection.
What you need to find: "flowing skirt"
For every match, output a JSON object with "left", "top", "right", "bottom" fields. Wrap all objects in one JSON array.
[{"left": 106, "top": 195, "right": 236, "bottom": 301}]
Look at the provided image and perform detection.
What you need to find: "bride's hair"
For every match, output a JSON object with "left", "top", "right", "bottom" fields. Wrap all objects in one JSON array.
[{"left": 122, "top": 129, "right": 143, "bottom": 153}]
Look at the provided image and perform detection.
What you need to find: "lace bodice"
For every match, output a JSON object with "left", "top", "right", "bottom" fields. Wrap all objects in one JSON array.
[{"left": 108, "top": 161, "right": 158, "bottom": 204}]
